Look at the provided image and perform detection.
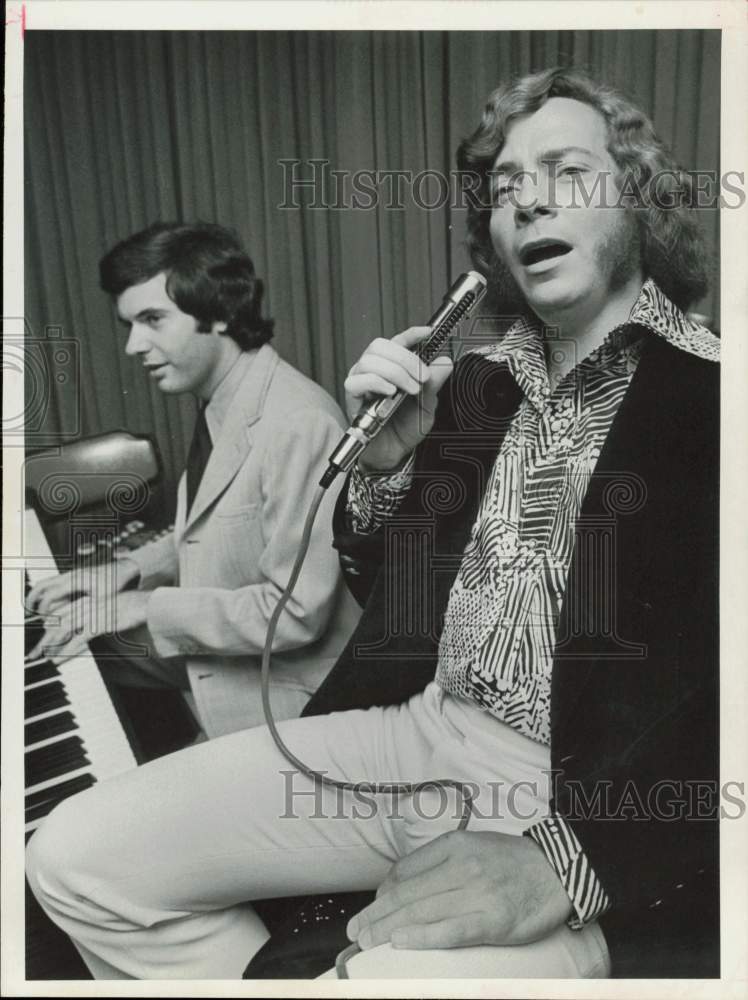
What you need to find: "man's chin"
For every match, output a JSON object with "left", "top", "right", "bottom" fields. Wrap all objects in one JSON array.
[
  {"left": 153, "top": 378, "right": 181, "bottom": 394},
  {"left": 520, "top": 277, "right": 582, "bottom": 318},
  {"left": 485, "top": 261, "right": 577, "bottom": 319}
]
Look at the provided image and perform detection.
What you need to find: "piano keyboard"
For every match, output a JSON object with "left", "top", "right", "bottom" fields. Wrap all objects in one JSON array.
[
  {"left": 23, "top": 506, "right": 196, "bottom": 978},
  {"left": 24, "top": 508, "right": 138, "bottom": 838}
]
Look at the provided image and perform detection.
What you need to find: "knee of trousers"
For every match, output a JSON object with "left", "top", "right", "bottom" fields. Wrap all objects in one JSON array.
[{"left": 26, "top": 791, "right": 111, "bottom": 923}]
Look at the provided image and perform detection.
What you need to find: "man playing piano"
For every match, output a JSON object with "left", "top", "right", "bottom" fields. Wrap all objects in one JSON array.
[
  {"left": 28, "top": 69, "right": 719, "bottom": 978},
  {"left": 26, "top": 222, "right": 360, "bottom": 738}
]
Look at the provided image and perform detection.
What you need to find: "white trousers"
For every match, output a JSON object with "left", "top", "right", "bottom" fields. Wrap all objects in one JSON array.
[{"left": 26, "top": 683, "right": 610, "bottom": 980}]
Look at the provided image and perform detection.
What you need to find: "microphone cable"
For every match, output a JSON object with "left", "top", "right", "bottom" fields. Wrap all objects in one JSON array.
[
  {"left": 258, "top": 272, "right": 488, "bottom": 976},
  {"left": 259, "top": 482, "right": 476, "bottom": 978}
]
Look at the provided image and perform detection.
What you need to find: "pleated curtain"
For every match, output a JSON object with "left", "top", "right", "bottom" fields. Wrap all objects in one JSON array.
[{"left": 24, "top": 30, "right": 720, "bottom": 499}]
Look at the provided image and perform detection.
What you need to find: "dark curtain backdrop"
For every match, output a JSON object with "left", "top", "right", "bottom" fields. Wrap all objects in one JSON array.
[{"left": 25, "top": 30, "right": 721, "bottom": 502}]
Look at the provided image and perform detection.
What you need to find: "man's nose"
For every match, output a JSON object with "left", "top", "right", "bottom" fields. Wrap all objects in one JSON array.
[
  {"left": 124, "top": 324, "right": 150, "bottom": 356},
  {"left": 513, "top": 171, "right": 556, "bottom": 225}
]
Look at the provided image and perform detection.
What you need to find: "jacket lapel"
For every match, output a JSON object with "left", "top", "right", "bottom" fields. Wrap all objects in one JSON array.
[
  {"left": 551, "top": 333, "right": 686, "bottom": 738},
  {"left": 427, "top": 353, "right": 524, "bottom": 602},
  {"left": 183, "top": 344, "right": 279, "bottom": 532}
]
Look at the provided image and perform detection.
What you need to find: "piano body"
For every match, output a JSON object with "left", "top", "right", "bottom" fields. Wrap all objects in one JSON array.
[{"left": 22, "top": 432, "right": 198, "bottom": 978}]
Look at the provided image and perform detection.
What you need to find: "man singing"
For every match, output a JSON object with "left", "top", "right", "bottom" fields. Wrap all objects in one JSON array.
[
  {"left": 27, "top": 69, "right": 719, "bottom": 978},
  {"left": 27, "top": 222, "right": 361, "bottom": 737}
]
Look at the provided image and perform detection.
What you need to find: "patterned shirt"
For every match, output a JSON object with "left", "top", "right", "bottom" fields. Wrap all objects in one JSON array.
[
  {"left": 347, "top": 279, "right": 719, "bottom": 927},
  {"left": 435, "top": 319, "right": 642, "bottom": 744}
]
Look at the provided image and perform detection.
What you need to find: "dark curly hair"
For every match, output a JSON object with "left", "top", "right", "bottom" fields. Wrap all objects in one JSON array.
[
  {"left": 99, "top": 222, "right": 274, "bottom": 350},
  {"left": 457, "top": 67, "right": 709, "bottom": 312}
]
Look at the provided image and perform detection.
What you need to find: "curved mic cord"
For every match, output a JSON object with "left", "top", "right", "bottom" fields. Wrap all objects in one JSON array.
[
  {"left": 259, "top": 482, "right": 476, "bottom": 977},
  {"left": 259, "top": 272, "right": 488, "bottom": 976}
]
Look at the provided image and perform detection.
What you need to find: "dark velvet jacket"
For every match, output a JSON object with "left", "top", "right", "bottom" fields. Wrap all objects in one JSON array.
[{"left": 302, "top": 332, "right": 719, "bottom": 975}]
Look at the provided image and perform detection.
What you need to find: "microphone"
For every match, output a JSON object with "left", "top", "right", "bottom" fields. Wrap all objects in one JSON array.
[{"left": 320, "top": 270, "right": 488, "bottom": 488}]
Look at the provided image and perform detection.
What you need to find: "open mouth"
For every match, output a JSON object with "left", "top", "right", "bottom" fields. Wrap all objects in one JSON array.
[{"left": 519, "top": 240, "right": 572, "bottom": 267}]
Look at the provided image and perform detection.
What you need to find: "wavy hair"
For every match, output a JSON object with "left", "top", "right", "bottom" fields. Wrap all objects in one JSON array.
[
  {"left": 100, "top": 222, "right": 274, "bottom": 350},
  {"left": 457, "top": 67, "right": 709, "bottom": 311}
]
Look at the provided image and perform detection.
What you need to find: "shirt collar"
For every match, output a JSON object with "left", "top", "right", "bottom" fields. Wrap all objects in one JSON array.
[
  {"left": 476, "top": 315, "right": 550, "bottom": 410},
  {"left": 204, "top": 349, "right": 258, "bottom": 441},
  {"left": 470, "top": 278, "right": 719, "bottom": 410},
  {"left": 627, "top": 278, "right": 720, "bottom": 361}
]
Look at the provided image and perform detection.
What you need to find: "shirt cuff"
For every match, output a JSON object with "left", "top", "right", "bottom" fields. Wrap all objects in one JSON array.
[
  {"left": 346, "top": 454, "right": 415, "bottom": 533},
  {"left": 524, "top": 813, "right": 611, "bottom": 929}
]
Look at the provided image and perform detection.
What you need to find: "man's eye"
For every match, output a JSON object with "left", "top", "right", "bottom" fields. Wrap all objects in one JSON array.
[
  {"left": 145, "top": 315, "right": 162, "bottom": 328},
  {"left": 559, "top": 165, "right": 586, "bottom": 177},
  {"left": 492, "top": 182, "right": 516, "bottom": 204}
]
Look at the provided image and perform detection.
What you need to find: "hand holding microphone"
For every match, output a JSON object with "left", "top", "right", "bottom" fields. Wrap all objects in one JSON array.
[
  {"left": 322, "top": 272, "right": 487, "bottom": 485},
  {"left": 343, "top": 326, "right": 453, "bottom": 473}
]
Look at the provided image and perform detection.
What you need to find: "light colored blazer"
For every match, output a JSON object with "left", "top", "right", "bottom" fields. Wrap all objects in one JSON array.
[{"left": 129, "top": 344, "right": 361, "bottom": 737}]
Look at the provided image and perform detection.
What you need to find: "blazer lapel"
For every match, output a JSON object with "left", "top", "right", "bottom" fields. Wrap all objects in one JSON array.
[
  {"left": 428, "top": 352, "right": 524, "bottom": 583},
  {"left": 183, "top": 345, "right": 279, "bottom": 531},
  {"left": 551, "top": 333, "right": 682, "bottom": 738}
]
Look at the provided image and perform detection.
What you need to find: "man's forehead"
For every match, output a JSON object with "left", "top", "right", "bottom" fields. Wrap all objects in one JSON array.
[
  {"left": 495, "top": 97, "right": 609, "bottom": 166},
  {"left": 117, "top": 271, "right": 174, "bottom": 318}
]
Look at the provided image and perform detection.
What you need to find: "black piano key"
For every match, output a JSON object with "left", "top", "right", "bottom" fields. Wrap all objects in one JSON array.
[
  {"left": 24, "top": 736, "right": 83, "bottom": 787},
  {"left": 25, "top": 661, "right": 60, "bottom": 686},
  {"left": 25, "top": 711, "right": 77, "bottom": 746},
  {"left": 26, "top": 772, "right": 95, "bottom": 810},
  {"left": 25, "top": 619, "right": 46, "bottom": 657},
  {"left": 25, "top": 736, "right": 89, "bottom": 788},
  {"left": 25, "top": 773, "right": 96, "bottom": 824},
  {"left": 26, "top": 750, "right": 91, "bottom": 791},
  {"left": 25, "top": 742, "right": 90, "bottom": 788},
  {"left": 25, "top": 683, "right": 69, "bottom": 719}
]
